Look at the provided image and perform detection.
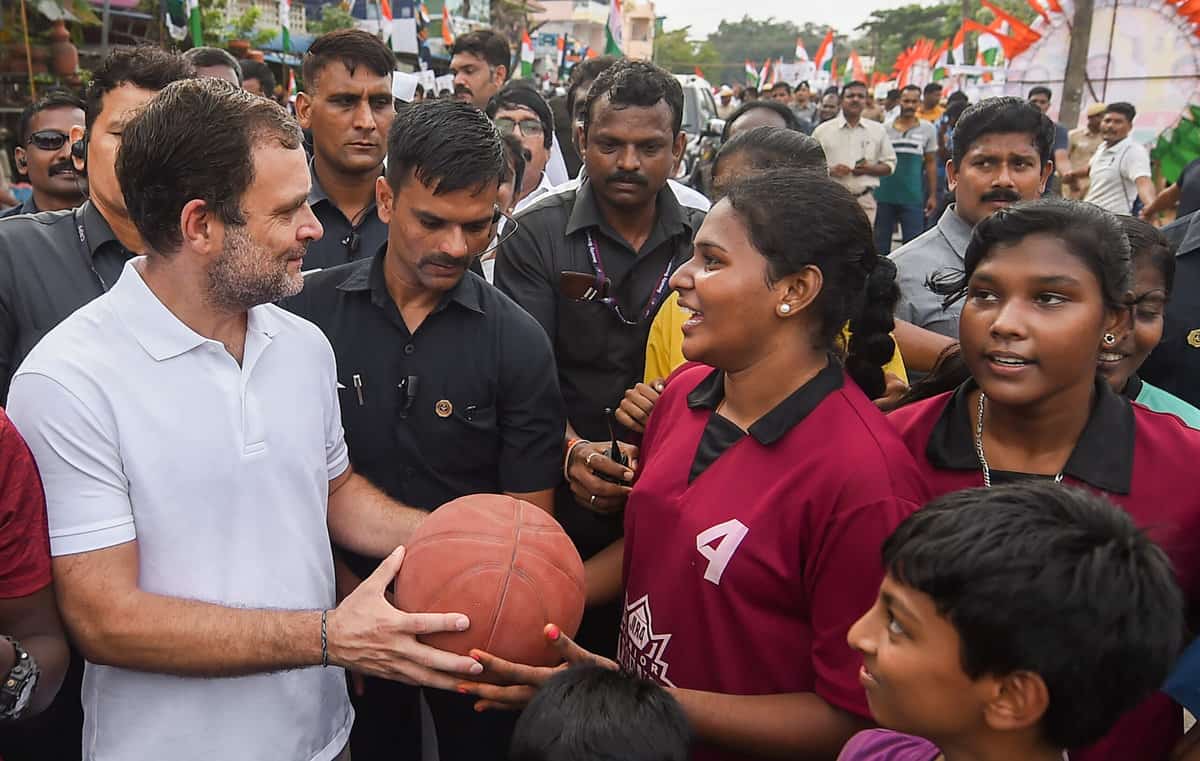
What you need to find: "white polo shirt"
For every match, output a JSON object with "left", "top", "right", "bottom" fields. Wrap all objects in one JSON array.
[
  {"left": 7, "top": 259, "right": 353, "bottom": 761},
  {"left": 1084, "top": 135, "right": 1152, "bottom": 214}
]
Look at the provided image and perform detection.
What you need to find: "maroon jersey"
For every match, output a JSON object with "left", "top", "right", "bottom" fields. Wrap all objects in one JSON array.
[
  {"left": 0, "top": 408, "right": 51, "bottom": 600},
  {"left": 888, "top": 381, "right": 1200, "bottom": 761},
  {"left": 620, "top": 363, "right": 928, "bottom": 761}
]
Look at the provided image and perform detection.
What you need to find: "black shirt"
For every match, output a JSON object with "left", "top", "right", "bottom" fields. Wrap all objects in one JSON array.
[
  {"left": 1142, "top": 212, "right": 1200, "bottom": 408},
  {"left": 303, "top": 159, "right": 389, "bottom": 273},
  {"left": 282, "top": 248, "right": 566, "bottom": 578},
  {"left": 495, "top": 178, "right": 706, "bottom": 443},
  {"left": 1178, "top": 158, "right": 1200, "bottom": 218},
  {"left": 0, "top": 201, "right": 132, "bottom": 402}
]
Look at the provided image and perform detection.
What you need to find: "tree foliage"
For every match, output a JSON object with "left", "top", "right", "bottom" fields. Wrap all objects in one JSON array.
[
  {"left": 310, "top": 5, "right": 357, "bottom": 36},
  {"left": 652, "top": 25, "right": 720, "bottom": 79}
]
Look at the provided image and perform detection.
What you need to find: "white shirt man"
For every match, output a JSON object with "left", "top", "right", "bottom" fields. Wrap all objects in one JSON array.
[
  {"left": 6, "top": 77, "right": 481, "bottom": 761},
  {"left": 812, "top": 82, "right": 897, "bottom": 220},
  {"left": 1081, "top": 102, "right": 1156, "bottom": 214}
]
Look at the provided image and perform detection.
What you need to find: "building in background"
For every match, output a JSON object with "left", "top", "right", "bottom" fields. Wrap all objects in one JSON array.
[{"left": 533, "top": 0, "right": 654, "bottom": 61}]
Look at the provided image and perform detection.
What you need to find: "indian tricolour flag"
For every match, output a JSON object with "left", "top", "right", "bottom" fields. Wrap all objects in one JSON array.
[
  {"left": 744, "top": 60, "right": 759, "bottom": 89},
  {"left": 279, "top": 0, "right": 291, "bottom": 52},
  {"left": 931, "top": 39, "right": 949, "bottom": 80},
  {"left": 795, "top": 37, "right": 809, "bottom": 62},
  {"left": 976, "top": 27, "right": 1003, "bottom": 66},
  {"left": 950, "top": 23, "right": 966, "bottom": 64},
  {"left": 520, "top": 29, "right": 535, "bottom": 77},
  {"left": 605, "top": 0, "right": 623, "bottom": 56},
  {"left": 813, "top": 29, "right": 835, "bottom": 85}
]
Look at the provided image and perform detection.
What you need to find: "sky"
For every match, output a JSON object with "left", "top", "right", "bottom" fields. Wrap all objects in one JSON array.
[{"left": 654, "top": 0, "right": 916, "bottom": 38}]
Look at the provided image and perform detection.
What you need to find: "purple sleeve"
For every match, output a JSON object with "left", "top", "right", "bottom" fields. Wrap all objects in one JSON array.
[{"left": 838, "top": 730, "right": 940, "bottom": 761}]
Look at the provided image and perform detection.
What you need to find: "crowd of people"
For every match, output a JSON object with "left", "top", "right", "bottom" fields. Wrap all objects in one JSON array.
[{"left": 1, "top": 26, "right": 1200, "bottom": 761}]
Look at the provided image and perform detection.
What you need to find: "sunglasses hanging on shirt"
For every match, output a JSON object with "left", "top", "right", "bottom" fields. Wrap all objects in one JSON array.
[{"left": 558, "top": 231, "right": 673, "bottom": 326}]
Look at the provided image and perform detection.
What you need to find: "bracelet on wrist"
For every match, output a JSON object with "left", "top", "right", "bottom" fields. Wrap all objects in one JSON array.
[
  {"left": 563, "top": 438, "right": 590, "bottom": 483},
  {"left": 320, "top": 610, "right": 329, "bottom": 668}
]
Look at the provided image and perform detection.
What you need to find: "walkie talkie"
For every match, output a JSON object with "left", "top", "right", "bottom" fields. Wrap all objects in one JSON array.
[{"left": 595, "top": 407, "right": 631, "bottom": 484}]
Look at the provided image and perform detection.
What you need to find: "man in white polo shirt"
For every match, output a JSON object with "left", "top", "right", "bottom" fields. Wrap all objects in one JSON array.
[
  {"left": 1073, "top": 101, "right": 1157, "bottom": 215},
  {"left": 811, "top": 79, "right": 896, "bottom": 223},
  {"left": 5, "top": 78, "right": 483, "bottom": 761}
]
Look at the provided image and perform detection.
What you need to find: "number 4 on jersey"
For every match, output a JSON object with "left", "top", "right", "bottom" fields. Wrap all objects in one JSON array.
[{"left": 695, "top": 519, "right": 749, "bottom": 585}]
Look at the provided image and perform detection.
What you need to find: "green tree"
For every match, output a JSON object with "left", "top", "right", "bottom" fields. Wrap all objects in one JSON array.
[
  {"left": 706, "top": 16, "right": 853, "bottom": 85},
  {"left": 653, "top": 26, "right": 720, "bottom": 79},
  {"left": 198, "top": 0, "right": 275, "bottom": 48},
  {"left": 311, "top": 5, "right": 357, "bottom": 35}
]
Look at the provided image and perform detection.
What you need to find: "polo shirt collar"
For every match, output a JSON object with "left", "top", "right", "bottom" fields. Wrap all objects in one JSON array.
[
  {"left": 80, "top": 200, "right": 122, "bottom": 260},
  {"left": 833, "top": 113, "right": 861, "bottom": 129},
  {"left": 925, "top": 378, "right": 1134, "bottom": 494},
  {"left": 1102, "top": 135, "right": 1133, "bottom": 152},
  {"left": 564, "top": 178, "right": 692, "bottom": 247},
  {"left": 308, "top": 158, "right": 331, "bottom": 207},
  {"left": 685, "top": 359, "right": 844, "bottom": 445},
  {"left": 112, "top": 258, "right": 281, "bottom": 361},
  {"left": 937, "top": 204, "right": 973, "bottom": 262},
  {"left": 336, "top": 245, "right": 486, "bottom": 316}
]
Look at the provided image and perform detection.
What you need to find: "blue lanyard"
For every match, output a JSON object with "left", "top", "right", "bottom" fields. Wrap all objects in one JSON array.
[{"left": 584, "top": 230, "right": 673, "bottom": 326}]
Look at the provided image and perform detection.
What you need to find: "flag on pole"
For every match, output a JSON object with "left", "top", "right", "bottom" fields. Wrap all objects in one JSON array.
[
  {"left": 980, "top": 0, "right": 1040, "bottom": 44},
  {"left": 759, "top": 59, "right": 771, "bottom": 88},
  {"left": 931, "top": 39, "right": 950, "bottom": 80},
  {"left": 376, "top": 0, "right": 391, "bottom": 46},
  {"left": 287, "top": 68, "right": 298, "bottom": 102},
  {"left": 519, "top": 30, "right": 535, "bottom": 77},
  {"left": 441, "top": 3, "right": 454, "bottom": 45},
  {"left": 556, "top": 35, "right": 567, "bottom": 70},
  {"left": 795, "top": 36, "right": 809, "bottom": 62},
  {"left": 814, "top": 29, "right": 835, "bottom": 77},
  {"left": 950, "top": 23, "right": 966, "bottom": 64},
  {"left": 418, "top": 2, "right": 431, "bottom": 24},
  {"left": 744, "top": 60, "right": 759, "bottom": 88},
  {"left": 1027, "top": 0, "right": 1051, "bottom": 23},
  {"left": 280, "top": 0, "right": 293, "bottom": 52},
  {"left": 848, "top": 50, "right": 864, "bottom": 82},
  {"left": 165, "top": 0, "right": 202, "bottom": 44},
  {"left": 605, "top": 0, "right": 623, "bottom": 56}
]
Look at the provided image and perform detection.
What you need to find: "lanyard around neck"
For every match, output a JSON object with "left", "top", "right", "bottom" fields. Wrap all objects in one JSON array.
[{"left": 583, "top": 230, "right": 673, "bottom": 326}]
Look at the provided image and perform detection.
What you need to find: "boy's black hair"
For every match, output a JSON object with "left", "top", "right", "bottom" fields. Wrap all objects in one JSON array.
[
  {"left": 1027, "top": 85, "right": 1053, "bottom": 100},
  {"left": 509, "top": 666, "right": 690, "bottom": 761},
  {"left": 924, "top": 82, "right": 942, "bottom": 95},
  {"left": 713, "top": 125, "right": 826, "bottom": 182},
  {"left": 182, "top": 47, "right": 243, "bottom": 84},
  {"left": 240, "top": 60, "right": 277, "bottom": 96},
  {"left": 883, "top": 482, "right": 1184, "bottom": 749},
  {"left": 566, "top": 55, "right": 619, "bottom": 116},
  {"left": 951, "top": 95, "right": 1055, "bottom": 167}
]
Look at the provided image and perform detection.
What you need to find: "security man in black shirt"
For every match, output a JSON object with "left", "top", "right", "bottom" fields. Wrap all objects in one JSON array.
[
  {"left": 1142, "top": 210, "right": 1200, "bottom": 408},
  {"left": 284, "top": 99, "right": 564, "bottom": 761},
  {"left": 495, "top": 60, "right": 706, "bottom": 658},
  {"left": 0, "top": 47, "right": 193, "bottom": 761},
  {"left": 295, "top": 30, "right": 393, "bottom": 272}
]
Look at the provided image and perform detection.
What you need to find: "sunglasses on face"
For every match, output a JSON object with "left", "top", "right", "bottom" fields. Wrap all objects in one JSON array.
[
  {"left": 494, "top": 117, "right": 545, "bottom": 138},
  {"left": 27, "top": 130, "right": 71, "bottom": 151}
]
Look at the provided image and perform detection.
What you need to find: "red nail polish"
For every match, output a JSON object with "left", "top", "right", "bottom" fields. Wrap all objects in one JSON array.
[{"left": 546, "top": 624, "right": 561, "bottom": 641}]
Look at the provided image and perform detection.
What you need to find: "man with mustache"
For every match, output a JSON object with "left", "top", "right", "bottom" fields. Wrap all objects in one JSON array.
[
  {"left": 1, "top": 91, "right": 86, "bottom": 219},
  {"left": 891, "top": 97, "right": 1055, "bottom": 338},
  {"left": 495, "top": 59, "right": 704, "bottom": 660},
  {"left": 296, "top": 29, "right": 393, "bottom": 271},
  {"left": 283, "top": 98, "right": 564, "bottom": 761}
]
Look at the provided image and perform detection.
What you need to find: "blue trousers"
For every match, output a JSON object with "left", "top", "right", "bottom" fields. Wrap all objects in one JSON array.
[{"left": 874, "top": 201, "right": 925, "bottom": 255}]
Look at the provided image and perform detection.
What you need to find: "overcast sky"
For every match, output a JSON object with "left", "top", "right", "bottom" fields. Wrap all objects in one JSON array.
[{"left": 655, "top": 0, "right": 915, "bottom": 38}]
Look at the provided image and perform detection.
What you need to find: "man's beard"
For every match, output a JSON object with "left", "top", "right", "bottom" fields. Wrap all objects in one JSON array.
[{"left": 206, "top": 223, "right": 305, "bottom": 312}]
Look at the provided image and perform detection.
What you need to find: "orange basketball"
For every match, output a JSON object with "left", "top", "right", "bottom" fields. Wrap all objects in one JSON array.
[{"left": 393, "top": 494, "right": 586, "bottom": 667}]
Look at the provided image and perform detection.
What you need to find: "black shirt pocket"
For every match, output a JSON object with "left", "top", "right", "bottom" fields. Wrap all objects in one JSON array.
[{"left": 425, "top": 401, "right": 501, "bottom": 474}]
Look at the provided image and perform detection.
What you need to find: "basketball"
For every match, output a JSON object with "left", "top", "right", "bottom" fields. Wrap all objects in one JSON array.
[{"left": 393, "top": 494, "right": 587, "bottom": 667}]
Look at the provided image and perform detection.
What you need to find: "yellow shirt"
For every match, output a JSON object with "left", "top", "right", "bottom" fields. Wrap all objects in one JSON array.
[
  {"left": 645, "top": 291, "right": 908, "bottom": 386},
  {"left": 916, "top": 104, "right": 945, "bottom": 123}
]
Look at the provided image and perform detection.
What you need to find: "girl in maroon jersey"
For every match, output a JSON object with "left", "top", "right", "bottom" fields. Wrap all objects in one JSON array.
[
  {"left": 888, "top": 198, "right": 1200, "bottom": 761},
  {"left": 459, "top": 169, "right": 929, "bottom": 760}
]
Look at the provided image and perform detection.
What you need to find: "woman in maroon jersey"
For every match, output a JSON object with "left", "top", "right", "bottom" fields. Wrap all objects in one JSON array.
[
  {"left": 888, "top": 198, "right": 1200, "bottom": 761},
  {"left": 460, "top": 169, "right": 929, "bottom": 760}
]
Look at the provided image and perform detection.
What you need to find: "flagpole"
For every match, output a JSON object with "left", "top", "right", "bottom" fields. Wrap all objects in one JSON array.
[{"left": 18, "top": 0, "right": 35, "bottom": 100}]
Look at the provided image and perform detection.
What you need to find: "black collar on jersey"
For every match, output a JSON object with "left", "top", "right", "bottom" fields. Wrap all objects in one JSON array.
[
  {"left": 564, "top": 178, "right": 694, "bottom": 250},
  {"left": 686, "top": 358, "right": 844, "bottom": 445},
  {"left": 1121, "top": 374, "right": 1143, "bottom": 401},
  {"left": 925, "top": 377, "right": 1134, "bottom": 494}
]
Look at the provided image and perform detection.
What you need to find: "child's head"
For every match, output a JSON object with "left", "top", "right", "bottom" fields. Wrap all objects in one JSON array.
[
  {"left": 1098, "top": 216, "right": 1176, "bottom": 393},
  {"left": 934, "top": 198, "right": 1132, "bottom": 409},
  {"left": 848, "top": 482, "right": 1183, "bottom": 751},
  {"left": 509, "top": 665, "right": 690, "bottom": 761}
]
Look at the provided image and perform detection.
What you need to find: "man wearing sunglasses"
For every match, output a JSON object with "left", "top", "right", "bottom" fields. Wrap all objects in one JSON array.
[
  {"left": 283, "top": 99, "right": 564, "bottom": 761},
  {"left": 1, "top": 91, "right": 85, "bottom": 220},
  {"left": 485, "top": 83, "right": 554, "bottom": 208}
]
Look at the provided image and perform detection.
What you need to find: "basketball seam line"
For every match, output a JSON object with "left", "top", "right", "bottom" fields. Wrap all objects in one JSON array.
[{"left": 485, "top": 502, "right": 522, "bottom": 653}]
